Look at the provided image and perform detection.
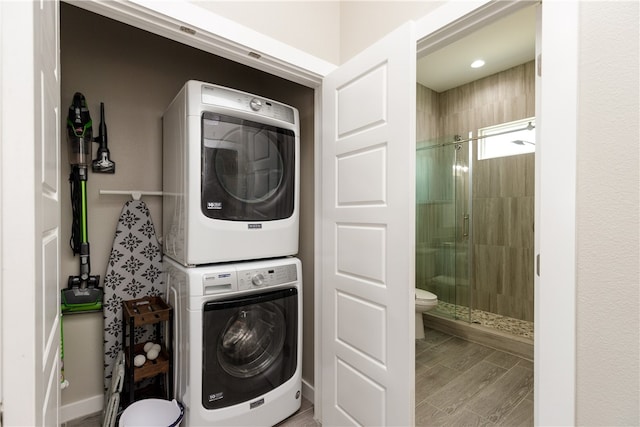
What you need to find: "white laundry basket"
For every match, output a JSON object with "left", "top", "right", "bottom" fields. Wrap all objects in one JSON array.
[{"left": 118, "top": 399, "right": 184, "bottom": 427}]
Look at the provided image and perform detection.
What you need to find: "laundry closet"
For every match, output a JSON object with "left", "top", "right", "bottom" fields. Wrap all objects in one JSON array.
[{"left": 59, "top": 2, "right": 316, "bottom": 413}]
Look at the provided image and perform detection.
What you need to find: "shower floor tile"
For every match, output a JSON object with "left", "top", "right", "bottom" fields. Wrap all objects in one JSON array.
[{"left": 433, "top": 301, "right": 534, "bottom": 339}]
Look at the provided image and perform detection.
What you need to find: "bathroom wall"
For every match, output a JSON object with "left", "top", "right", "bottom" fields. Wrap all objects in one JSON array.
[
  {"left": 416, "top": 61, "right": 535, "bottom": 321},
  {"left": 60, "top": 3, "right": 315, "bottom": 409}
]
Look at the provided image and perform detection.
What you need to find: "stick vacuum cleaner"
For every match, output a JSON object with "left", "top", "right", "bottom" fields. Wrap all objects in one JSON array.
[{"left": 61, "top": 93, "right": 104, "bottom": 313}]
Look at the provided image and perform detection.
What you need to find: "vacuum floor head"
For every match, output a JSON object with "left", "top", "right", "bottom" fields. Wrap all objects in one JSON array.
[{"left": 61, "top": 285, "right": 103, "bottom": 313}]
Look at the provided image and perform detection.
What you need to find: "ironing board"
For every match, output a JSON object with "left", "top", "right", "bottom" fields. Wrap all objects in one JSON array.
[{"left": 102, "top": 200, "right": 164, "bottom": 393}]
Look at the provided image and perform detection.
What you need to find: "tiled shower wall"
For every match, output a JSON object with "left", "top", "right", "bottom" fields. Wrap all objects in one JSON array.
[{"left": 416, "top": 61, "right": 535, "bottom": 322}]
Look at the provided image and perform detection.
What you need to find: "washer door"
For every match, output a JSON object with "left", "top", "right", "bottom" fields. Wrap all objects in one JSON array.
[
  {"left": 217, "top": 302, "right": 286, "bottom": 378},
  {"left": 201, "top": 112, "right": 295, "bottom": 221},
  {"left": 201, "top": 288, "right": 298, "bottom": 410}
]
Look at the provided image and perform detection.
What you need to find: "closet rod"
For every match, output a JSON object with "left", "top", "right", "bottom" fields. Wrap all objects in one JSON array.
[{"left": 99, "top": 189, "right": 163, "bottom": 201}]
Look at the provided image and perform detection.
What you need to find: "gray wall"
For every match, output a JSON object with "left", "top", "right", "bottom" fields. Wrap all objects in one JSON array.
[{"left": 60, "top": 3, "right": 315, "bottom": 407}]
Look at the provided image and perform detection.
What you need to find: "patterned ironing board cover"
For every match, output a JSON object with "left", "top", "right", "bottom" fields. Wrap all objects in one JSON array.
[{"left": 102, "top": 200, "right": 165, "bottom": 392}]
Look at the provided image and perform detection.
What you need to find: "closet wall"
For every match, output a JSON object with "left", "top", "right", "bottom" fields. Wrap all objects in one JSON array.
[{"left": 60, "top": 2, "right": 315, "bottom": 407}]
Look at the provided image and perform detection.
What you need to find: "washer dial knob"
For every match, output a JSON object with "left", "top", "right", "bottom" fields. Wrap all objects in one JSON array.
[
  {"left": 249, "top": 98, "right": 262, "bottom": 111},
  {"left": 251, "top": 273, "right": 265, "bottom": 286}
]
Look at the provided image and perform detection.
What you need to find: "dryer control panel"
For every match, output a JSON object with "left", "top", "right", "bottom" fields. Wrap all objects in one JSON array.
[
  {"left": 237, "top": 263, "right": 298, "bottom": 291},
  {"left": 201, "top": 84, "right": 295, "bottom": 124}
]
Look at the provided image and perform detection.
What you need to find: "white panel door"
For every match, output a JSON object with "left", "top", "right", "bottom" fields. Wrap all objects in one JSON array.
[
  {"left": 0, "top": 0, "right": 61, "bottom": 425},
  {"left": 321, "top": 22, "right": 416, "bottom": 426}
]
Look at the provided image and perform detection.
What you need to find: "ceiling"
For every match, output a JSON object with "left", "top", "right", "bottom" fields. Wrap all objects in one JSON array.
[{"left": 417, "top": 5, "right": 537, "bottom": 93}]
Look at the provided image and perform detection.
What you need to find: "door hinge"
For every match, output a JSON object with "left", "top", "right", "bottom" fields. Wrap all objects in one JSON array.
[{"left": 537, "top": 54, "right": 542, "bottom": 77}]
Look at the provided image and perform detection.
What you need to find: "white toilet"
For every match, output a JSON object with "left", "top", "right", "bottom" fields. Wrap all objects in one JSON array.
[{"left": 415, "top": 288, "right": 438, "bottom": 340}]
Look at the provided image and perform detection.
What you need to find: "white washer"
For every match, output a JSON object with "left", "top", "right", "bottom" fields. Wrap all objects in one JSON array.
[
  {"left": 165, "top": 256, "right": 302, "bottom": 426},
  {"left": 163, "top": 81, "right": 300, "bottom": 266}
]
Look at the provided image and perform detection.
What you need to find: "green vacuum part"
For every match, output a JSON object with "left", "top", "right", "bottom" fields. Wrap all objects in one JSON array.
[
  {"left": 63, "top": 92, "right": 103, "bottom": 313},
  {"left": 61, "top": 287, "right": 103, "bottom": 312}
]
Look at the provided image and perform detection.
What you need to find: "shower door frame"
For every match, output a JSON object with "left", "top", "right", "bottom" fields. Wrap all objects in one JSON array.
[
  {"left": 415, "top": 137, "right": 473, "bottom": 323},
  {"left": 454, "top": 138, "right": 473, "bottom": 324}
]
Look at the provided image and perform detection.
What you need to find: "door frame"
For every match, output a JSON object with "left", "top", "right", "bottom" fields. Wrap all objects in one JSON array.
[
  {"left": 44, "top": 1, "right": 578, "bottom": 425},
  {"left": 413, "top": 2, "right": 577, "bottom": 424}
]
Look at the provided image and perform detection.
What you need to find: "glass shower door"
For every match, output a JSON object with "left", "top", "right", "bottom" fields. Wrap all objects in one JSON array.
[{"left": 416, "top": 137, "right": 471, "bottom": 322}]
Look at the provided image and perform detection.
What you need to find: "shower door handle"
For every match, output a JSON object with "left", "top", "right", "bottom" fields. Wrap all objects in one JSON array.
[{"left": 462, "top": 214, "right": 470, "bottom": 238}]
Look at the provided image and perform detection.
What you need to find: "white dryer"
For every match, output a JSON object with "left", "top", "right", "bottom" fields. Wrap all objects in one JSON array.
[
  {"left": 163, "top": 81, "right": 300, "bottom": 266},
  {"left": 165, "top": 256, "right": 302, "bottom": 426}
]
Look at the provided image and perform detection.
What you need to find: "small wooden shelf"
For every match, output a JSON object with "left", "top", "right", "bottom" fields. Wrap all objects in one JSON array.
[
  {"left": 125, "top": 343, "right": 170, "bottom": 382},
  {"left": 123, "top": 296, "right": 171, "bottom": 327},
  {"left": 122, "top": 296, "right": 173, "bottom": 406}
]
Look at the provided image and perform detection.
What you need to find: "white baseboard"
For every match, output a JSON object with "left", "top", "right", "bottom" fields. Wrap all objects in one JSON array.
[
  {"left": 301, "top": 378, "right": 314, "bottom": 403},
  {"left": 60, "top": 393, "right": 104, "bottom": 423}
]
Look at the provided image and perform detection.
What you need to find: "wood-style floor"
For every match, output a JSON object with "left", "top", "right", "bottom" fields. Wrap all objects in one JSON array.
[
  {"left": 66, "top": 328, "right": 532, "bottom": 427},
  {"left": 281, "top": 326, "right": 533, "bottom": 426},
  {"left": 415, "top": 327, "right": 534, "bottom": 426}
]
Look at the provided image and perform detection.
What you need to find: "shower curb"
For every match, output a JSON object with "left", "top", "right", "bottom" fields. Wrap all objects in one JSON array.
[{"left": 423, "top": 312, "right": 534, "bottom": 360}]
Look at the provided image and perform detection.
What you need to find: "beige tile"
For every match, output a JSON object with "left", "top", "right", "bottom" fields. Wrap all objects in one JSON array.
[
  {"left": 496, "top": 392, "right": 534, "bottom": 427},
  {"left": 416, "top": 400, "right": 449, "bottom": 427},
  {"left": 426, "top": 360, "right": 507, "bottom": 415},
  {"left": 416, "top": 358, "right": 433, "bottom": 378},
  {"left": 423, "top": 327, "right": 454, "bottom": 347},
  {"left": 465, "top": 365, "right": 534, "bottom": 424},
  {"left": 524, "top": 153, "right": 535, "bottom": 196},
  {"left": 474, "top": 198, "right": 507, "bottom": 245},
  {"left": 416, "top": 363, "right": 463, "bottom": 403},
  {"left": 436, "top": 338, "right": 496, "bottom": 372},
  {"left": 505, "top": 196, "right": 534, "bottom": 248},
  {"left": 443, "top": 409, "right": 493, "bottom": 427},
  {"left": 473, "top": 244, "right": 505, "bottom": 295},
  {"left": 518, "top": 358, "right": 534, "bottom": 371},
  {"left": 485, "top": 349, "right": 523, "bottom": 370},
  {"left": 415, "top": 339, "right": 452, "bottom": 368},
  {"left": 472, "top": 288, "right": 497, "bottom": 314},
  {"left": 500, "top": 156, "right": 527, "bottom": 197}
]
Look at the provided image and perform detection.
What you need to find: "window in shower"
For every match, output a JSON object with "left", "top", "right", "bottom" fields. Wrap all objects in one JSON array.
[{"left": 477, "top": 117, "right": 536, "bottom": 160}]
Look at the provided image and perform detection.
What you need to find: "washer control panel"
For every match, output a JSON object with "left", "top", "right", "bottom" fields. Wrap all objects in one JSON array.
[{"left": 237, "top": 263, "right": 298, "bottom": 291}]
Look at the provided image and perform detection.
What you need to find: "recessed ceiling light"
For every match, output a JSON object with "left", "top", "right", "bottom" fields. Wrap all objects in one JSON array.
[{"left": 471, "top": 59, "right": 485, "bottom": 68}]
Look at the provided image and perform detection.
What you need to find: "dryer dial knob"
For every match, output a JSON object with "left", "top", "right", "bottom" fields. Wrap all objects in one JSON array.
[
  {"left": 251, "top": 273, "right": 265, "bottom": 286},
  {"left": 250, "top": 98, "right": 262, "bottom": 111}
]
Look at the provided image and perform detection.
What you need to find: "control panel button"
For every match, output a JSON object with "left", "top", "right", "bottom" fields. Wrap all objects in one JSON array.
[
  {"left": 249, "top": 98, "right": 262, "bottom": 111},
  {"left": 251, "top": 273, "right": 265, "bottom": 286}
]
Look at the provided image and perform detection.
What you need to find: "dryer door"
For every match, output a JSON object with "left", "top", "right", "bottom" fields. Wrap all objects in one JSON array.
[
  {"left": 201, "top": 288, "right": 298, "bottom": 410},
  {"left": 201, "top": 112, "right": 295, "bottom": 221}
]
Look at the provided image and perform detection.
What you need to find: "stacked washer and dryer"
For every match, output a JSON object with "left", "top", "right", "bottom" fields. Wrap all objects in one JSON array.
[{"left": 162, "top": 81, "right": 302, "bottom": 426}]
